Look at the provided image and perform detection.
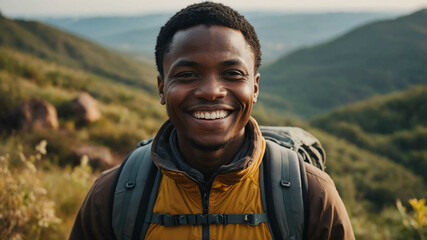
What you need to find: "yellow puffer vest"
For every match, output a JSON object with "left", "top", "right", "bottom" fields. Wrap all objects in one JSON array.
[{"left": 146, "top": 118, "right": 271, "bottom": 240}]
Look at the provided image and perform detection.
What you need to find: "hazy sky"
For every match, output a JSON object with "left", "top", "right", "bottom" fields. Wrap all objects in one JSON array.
[{"left": 1, "top": 0, "right": 426, "bottom": 17}]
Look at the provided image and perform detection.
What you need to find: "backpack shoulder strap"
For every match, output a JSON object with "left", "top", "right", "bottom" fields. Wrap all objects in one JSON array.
[
  {"left": 262, "top": 140, "right": 305, "bottom": 240},
  {"left": 111, "top": 142, "right": 162, "bottom": 240}
]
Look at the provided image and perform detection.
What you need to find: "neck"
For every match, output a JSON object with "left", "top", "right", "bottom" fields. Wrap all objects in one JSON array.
[{"left": 177, "top": 130, "right": 246, "bottom": 180}]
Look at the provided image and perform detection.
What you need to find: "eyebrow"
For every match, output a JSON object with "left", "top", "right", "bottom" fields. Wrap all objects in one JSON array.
[
  {"left": 170, "top": 58, "right": 244, "bottom": 71},
  {"left": 220, "top": 59, "right": 243, "bottom": 67},
  {"left": 171, "top": 60, "right": 198, "bottom": 69}
]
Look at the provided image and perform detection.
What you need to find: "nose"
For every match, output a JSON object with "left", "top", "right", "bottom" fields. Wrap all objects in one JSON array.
[{"left": 194, "top": 75, "right": 227, "bottom": 101}]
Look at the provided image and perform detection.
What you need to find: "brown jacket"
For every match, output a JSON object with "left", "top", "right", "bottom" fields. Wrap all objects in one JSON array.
[{"left": 70, "top": 119, "right": 355, "bottom": 240}]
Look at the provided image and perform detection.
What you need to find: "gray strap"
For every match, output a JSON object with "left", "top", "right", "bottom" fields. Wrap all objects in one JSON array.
[
  {"left": 280, "top": 143, "right": 296, "bottom": 237},
  {"left": 112, "top": 143, "right": 154, "bottom": 240},
  {"left": 150, "top": 213, "right": 268, "bottom": 226},
  {"left": 260, "top": 161, "right": 276, "bottom": 240},
  {"left": 266, "top": 140, "right": 304, "bottom": 240},
  {"left": 139, "top": 169, "right": 162, "bottom": 240}
]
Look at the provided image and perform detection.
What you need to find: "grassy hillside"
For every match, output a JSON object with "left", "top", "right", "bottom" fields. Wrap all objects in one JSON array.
[
  {"left": 0, "top": 16, "right": 166, "bottom": 238},
  {"left": 0, "top": 47, "right": 165, "bottom": 156},
  {"left": 0, "top": 14, "right": 157, "bottom": 91},
  {"left": 259, "top": 9, "right": 427, "bottom": 117},
  {"left": 311, "top": 85, "right": 427, "bottom": 182}
]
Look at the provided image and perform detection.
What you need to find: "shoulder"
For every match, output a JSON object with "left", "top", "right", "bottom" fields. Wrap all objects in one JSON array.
[
  {"left": 98, "top": 165, "right": 120, "bottom": 185},
  {"left": 304, "top": 162, "right": 343, "bottom": 210},
  {"left": 304, "top": 163, "right": 355, "bottom": 240},
  {"left": 304, "top": 162, "right": 336, "bottom": 193},
  {"left": 90, "top": 165, "right": 120, "bottom": 201},
  {"left": 69, "top": 165, "right": 120, "bottom": 240},
  {"left": 79, "top": 165, "right": 120, "bottom": 214}
]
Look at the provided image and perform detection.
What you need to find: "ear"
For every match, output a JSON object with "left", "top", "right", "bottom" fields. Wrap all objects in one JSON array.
[
  {"left": 157, "top": 75, "right": 165, "bottom": 105},
  {"left": 253, "top": 72, "right": 260, "bottom": 103}
]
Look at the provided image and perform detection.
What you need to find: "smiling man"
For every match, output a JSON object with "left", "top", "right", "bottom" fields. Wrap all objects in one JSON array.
[
  {"left": 70, "top": 2, "right": 354, "bottom": 240},
  {"left": 158, "top": 24, "right": 259, "bottom": 179}
]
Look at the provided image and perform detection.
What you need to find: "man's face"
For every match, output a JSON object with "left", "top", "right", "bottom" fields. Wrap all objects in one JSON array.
[{"left": 158, "top": 25, "right": 259, "bottom": 150}]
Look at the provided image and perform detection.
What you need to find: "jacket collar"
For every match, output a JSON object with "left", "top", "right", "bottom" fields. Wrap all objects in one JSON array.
[{"left": 151, "top": 117, "right": 265, "bottom": 186}]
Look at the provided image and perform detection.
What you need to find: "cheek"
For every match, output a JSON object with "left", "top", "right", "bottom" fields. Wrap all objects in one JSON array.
[
  {"left": 164, "top": 85, "right": 183, "bottom": 104},
  {"left": 164, "top": 86, "right": 190, "bottom": 116},
  {"left": 235, "top": 84, "right": 255, "bottom": 108}
]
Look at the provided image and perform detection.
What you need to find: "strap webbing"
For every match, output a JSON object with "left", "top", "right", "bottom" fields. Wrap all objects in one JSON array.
[
  {"left": 112, "top": 143, "right": 156, "bottom": 240},
  {"left": 150, "top": 213, "right": 268, "bottom": 226},
  {"left": 132, "top": 164, "right": 161, "bottom": 240},
  {"left": 118, "top": 146, "right": 147, "bottom": 239},
  {"left": 280, "top": 144, "right": 297, "bottom": 238},
  {"left": 264, "top": 140, "right": 305, "bottom": 240}
]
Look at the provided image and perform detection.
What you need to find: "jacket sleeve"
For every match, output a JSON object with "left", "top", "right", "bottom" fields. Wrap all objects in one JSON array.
[
  {"left": 304, "top": 164, "right": 355, "bottom": 240},
  {"left": 69, "top": 167, "right": 118, "bottom": 240}
]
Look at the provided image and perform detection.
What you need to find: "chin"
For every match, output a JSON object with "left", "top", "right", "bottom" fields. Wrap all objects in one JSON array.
[{"left": 188, "top": 137, "right": 232, "bottom": 151}]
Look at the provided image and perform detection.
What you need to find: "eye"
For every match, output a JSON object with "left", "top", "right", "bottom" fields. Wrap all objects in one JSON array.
[
  {"left": 222, "top": 70, "right": 246, "bottom": 80},
  {"left": 175, "top": 72, "right": 198, "bottom": 81}
]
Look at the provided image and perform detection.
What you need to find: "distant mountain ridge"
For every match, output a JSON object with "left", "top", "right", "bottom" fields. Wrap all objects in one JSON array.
[
  {"left": 36, "top": 11, "right": 400, "bottom": 62},
  {"left": 259, "top": 9, "right": 427, "bottom": 118},
  {"left": 0, "top": 15, "right": 157, "bottom": 91}
]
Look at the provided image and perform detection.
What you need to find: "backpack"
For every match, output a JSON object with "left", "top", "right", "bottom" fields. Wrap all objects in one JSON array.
[{"left": 111, "top": 126, "right": 326, "bottom": 240}]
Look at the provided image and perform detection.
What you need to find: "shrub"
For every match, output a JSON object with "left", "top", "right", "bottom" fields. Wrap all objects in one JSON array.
[
  {"left": 0, "top": 74, "right": 26, "bottom": 121},
  {"left": 0, "top": 140, "right": 61, "bottom": 239},
  {"left": 0, "top": 139, "right": 96, "bottom": 239},
  {"left": 397, "top": 198, "right": 427, "bottom": 240}
]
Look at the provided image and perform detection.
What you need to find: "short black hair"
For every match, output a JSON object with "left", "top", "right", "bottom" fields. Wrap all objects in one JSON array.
[{"left": 155, "top": 1, "right": 261, "bottom": 77}]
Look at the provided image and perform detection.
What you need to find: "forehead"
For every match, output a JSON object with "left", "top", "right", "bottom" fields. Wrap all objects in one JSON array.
[{"left": 164, "top": 25, "right": 255, "bottom": 67}]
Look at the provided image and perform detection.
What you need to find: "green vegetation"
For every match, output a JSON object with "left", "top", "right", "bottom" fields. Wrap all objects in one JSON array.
[
  {"left": 0, "top": 16, "right": 157, "bottom": 91},
  {"left": 0, "top": 139, "right": 96, "bottom": 239},
  {"left": 259, "top": 9, "right": 427, "bottom": 118},
  {"left": 314, "top": 130, "right": 426, "bottom": 239},
  {"left": 397, "top": 198, "right": 427, "bottom": 239},
  {"left": 0, "top": 47, "right": 166, "bottom": 160},
  {"left": 311, "top": 86, "right": 427, "bottom": 181},
  {"left": 0, "top": 17, "right": 166, "bottom": 238}
]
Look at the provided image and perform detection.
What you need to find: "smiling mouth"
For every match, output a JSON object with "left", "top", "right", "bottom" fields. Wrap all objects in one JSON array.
[{"left": 192, "top": 110, "right": 230, "bottom": 120}]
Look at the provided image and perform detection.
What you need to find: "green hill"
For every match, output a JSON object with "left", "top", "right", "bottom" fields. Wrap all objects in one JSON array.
[
  {"left": 0, "top": 15, "right": 157, "bottom": 91},
  {"left": 259, "top": 9, "right": 427, "bottom": 118},
  {"left": 0, "top": 15, "right": 165, "bottom": 159},
  {"left": 0, "top": 47, "right": 165, "bottom": 155},
  {"left": 311, "top": 85, "right": 427, "bottom": 182},
  {"left": 0, "top": 16, "right": 166, "bottom": 238}
]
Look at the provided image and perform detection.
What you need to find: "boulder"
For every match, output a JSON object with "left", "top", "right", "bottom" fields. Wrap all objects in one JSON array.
[
  {"left": 72, "top": 92, "right": 101, "bottom": 123},
  {"left": 72, "top": 145, "right": 114, "bottom": 169},
  {"left": 14, "top": 98, "right": 59, "bottom": 130}
]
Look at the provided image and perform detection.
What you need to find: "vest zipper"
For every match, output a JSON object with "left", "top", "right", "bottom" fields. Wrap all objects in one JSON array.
[{"left": 200, "top": 183, "right": 212, "bottom": 240}]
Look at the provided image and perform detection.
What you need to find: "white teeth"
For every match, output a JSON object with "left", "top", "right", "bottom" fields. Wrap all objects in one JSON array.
[{"left": 193, "top": 110, "right": 229, "bottom": 120}]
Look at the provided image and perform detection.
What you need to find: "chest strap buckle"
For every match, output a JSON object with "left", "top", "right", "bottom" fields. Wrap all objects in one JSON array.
[{"left": 152, "top": 213, "right": 267, "bottom": 226}]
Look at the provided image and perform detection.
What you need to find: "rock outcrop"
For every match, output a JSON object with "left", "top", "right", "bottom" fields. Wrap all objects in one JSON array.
[
  {"left": 12, "top": 98, "right": 59, "bottom": 130},
  {"left": 72, "top": 93, "right": 101, "bottom": 123},
  {"left": 72, "top": 145, "right": 114, "bottom": 169}
]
